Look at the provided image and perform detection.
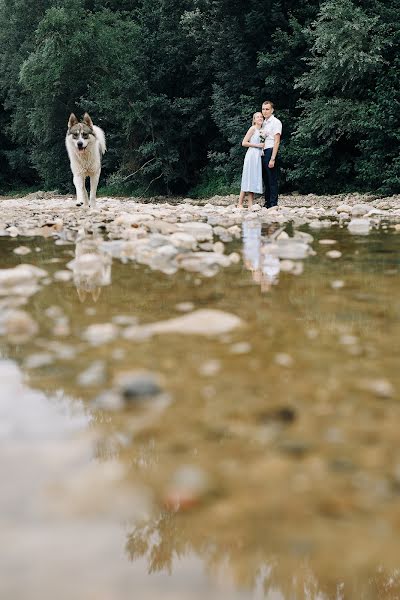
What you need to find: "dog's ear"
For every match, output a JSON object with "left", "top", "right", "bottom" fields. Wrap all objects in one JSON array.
[
  {"left": 82, "top": 113, "right": 94, "bottom": 128},
  {"left": 68, "top": 113, "right": 78, "bottom": 128}
]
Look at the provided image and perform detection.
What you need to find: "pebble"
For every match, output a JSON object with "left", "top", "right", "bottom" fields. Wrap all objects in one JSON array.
[
  {"left": 319, "top": 239, "right": 337, "bottom": 245},
  {"left": 326, "top": 250, "right": 342, "bottom": 259},
  {"left": 229, "top": 342, "right": 252, "bottom": 354},
  {"left": 359, "top": 378, "right": 395, "bottom": 399},
  {"left": 274, "top": 353, "right": 294, "bottom": 367},
  {"left": 13, "top": 246, "right": 31, "bottom": 255},
  {"left": 198, "top": 359, "right": 221, "bottom": 376},
  {"left": 331, "top": 280, "right": 345, "bottom": 289},
  {"left": 115, "top": 370, "right": 163, "bottom": 402},
  {"left": 82, "top": 323, "right": 119, "bottom": 346},
  {"left": 1, "top": 310, "right": 39, "bottom": 343},
  {"left": 77, "top": 361, "right": 107, "bottom": 387},
  {"left": 163, "top": 465, "right": 211, "bottom": 512}
]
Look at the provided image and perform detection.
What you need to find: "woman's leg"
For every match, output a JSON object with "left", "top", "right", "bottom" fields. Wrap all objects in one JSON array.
[
  {"left": 247, "top": 192, "right": 254, "bottom": 209},
  {"left": 238, "top": 190, "right": 246, "bottom": 208}
]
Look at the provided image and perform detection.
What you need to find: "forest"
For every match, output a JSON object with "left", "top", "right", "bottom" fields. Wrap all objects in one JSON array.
[{"left": 0, "top": 0, "right": 399, "bottom": 197}]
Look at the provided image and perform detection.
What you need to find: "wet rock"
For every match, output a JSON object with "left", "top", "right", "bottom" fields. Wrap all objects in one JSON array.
[
  {"left": 257, "top": 406, "right": 297, "bottom": 424},
  {"left": 274, "top": 240, "right": 312, "bottom": 260},
  {"left": 292, "top": 231, "right": 314, "bottom": 244},
  {"left": 177, "top": 251, "right": 230, "bottom": 276},
  {"left": 116, "top": 370, "right": 163, "bottom": 402},
  {"left": 308, "top": 220, "right": 324, "bottom": 230},
  {"left": 169, "top": 232, "right": 197, "bottom": 250},
  {"left": 82, "top": 323, "right": 119, "bottom": 346},
  {"left": 112, "top": 314, "right": 138, "bottom": 326},
  {"left": 115, "top": 212, "right": 154, "bottom": 227},
  {"left": 337, "top": 203, "right": 352, "bottom": 213},
  {"left": 0, "top": 264, "right": 48, "bottom": 298},
  {"left": 175, "top": 301, "right": 195, "bottom": 312},
  {"left": 163, "top": 465, "right": 211, "bottom": 512},
  {"left": 147, "top": 219, "right": 178, "bottom": 235},
  {"left": 348, "top": 218, "right": 371, "bottom": 235},
  {"left": 351, "top": 203, "right": 372, "bottom": 217},
  {"left": 212, "top": 226, "right": 233, "bottom": 242},
  {"left": 24, "top": 352, "right": 54, "bottom": 369},
  {"left": 6, "top": 226, "right": 19, "bottom": 237},
  {"left": 278, "top": 440, "right": 311, "bottom": 457},
  {"left": 319, "top": 239, "right": 337, "bottom": 245},
  {"left": 0, "top": 309, "right": 39, "bottom": 343},
  {"left": 142, "top": 308, "right": 243, "bottom": 336},
  {"left": 229, "top": 341, "right": 252, "bottom": 354},
  {"left": 274, "top": 353, "right": 294, "bottom": 367},
  {"left": 198, "top": 359, "right": 221, "bottom": 376},
  {"left": 279, "top": 259, "right": 295, "bottom": 272},
  {"left": 358, "top": 378, "right": 395, "bottom": 399},
  {"left": 13, "top": 246, "right": 31, "bottom": 255},
  {"left": 331, "top": 279, "right": 345, "bottom": 289},
  {"left": 213, "top": 241, "right": 225, "bottom": 254},
  {"left": 228, "top": 251, "right": 240, "bottom": 264},
  {"left": 77, "top": 360, "right": 107, "bottom": 387},
  {"left": 177, "top": 221, "right": 213, "bottom": 241},
  {"left": 53, "top": 270, "right": 73, "bottom": 282},
  {"left": 326, "top": 250, "right": 342, "bottom": 259}
]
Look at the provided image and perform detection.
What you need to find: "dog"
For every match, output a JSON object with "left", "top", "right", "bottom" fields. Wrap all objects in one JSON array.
[{"left": 65, "top": 113, "right": 106, "bottom": 209}]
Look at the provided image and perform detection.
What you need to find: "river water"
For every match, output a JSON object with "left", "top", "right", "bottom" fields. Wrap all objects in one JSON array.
[{"left": 0, "top": 221, "right": 399, "bottom": 599}]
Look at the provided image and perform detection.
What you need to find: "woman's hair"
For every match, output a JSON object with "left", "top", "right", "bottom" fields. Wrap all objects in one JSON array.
[{"left": 252, "top": 112, "right": 263, "bottom": 125}]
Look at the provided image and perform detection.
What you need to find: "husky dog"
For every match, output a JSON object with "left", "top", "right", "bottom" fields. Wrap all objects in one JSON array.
[{"left": 65, "top": 113, "right": 106, "bottom": 209}]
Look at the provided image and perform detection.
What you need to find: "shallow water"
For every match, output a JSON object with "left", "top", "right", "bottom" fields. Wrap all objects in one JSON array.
[{"left": 1, "top": 223, "right": 400, "bottom": 600}]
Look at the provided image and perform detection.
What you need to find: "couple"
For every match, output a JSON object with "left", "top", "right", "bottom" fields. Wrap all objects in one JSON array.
[{"left": 238, "top": 101, "right": 282, "bottom": 209}]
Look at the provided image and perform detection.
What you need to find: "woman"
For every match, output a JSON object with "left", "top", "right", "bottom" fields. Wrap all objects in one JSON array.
[{"left": 238, "top": 112, "right": 264, "bottom": 209}]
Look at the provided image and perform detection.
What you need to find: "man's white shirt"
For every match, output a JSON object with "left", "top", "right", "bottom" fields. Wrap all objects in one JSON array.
[{"left": 262, "top": 114, "right": 282, "bottom": 148}]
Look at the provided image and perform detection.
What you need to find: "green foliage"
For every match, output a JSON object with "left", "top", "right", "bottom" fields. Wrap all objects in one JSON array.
[
  {"left": 0, "top": 0, "right": 400, "bottom": 195},
  {"left": 287, "top": 0, "right": 389, "bottom": 193}
]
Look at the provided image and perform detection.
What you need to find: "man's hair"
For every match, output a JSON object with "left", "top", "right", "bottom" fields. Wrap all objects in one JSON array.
[{"left": 262, "top": 100, "right": 274, "bottom": 109}]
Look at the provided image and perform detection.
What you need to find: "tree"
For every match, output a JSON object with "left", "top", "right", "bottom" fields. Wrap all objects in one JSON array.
[{"left": 286, "top": 0, "right": 385, "bottom": 193}]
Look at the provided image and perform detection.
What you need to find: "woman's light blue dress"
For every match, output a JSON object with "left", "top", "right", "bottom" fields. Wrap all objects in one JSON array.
[{"left": 240, "top": 128, "right": 263, "bottom": 194}]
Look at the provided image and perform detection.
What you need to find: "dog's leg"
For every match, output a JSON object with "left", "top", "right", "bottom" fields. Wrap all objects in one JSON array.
[
  {"left": 83, "top": 180, "right": 89, "bottom": 209},
  {"left": 73, "top": 175, "right": 86, "bottom": 207},
  {"left": 89, "top": 171, "right": 101, "bottom": 209}
]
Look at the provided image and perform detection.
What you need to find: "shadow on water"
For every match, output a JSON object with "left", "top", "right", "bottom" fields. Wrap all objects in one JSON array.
[{"left": 0, "top": 222, "right": 400, "bottom": 599}]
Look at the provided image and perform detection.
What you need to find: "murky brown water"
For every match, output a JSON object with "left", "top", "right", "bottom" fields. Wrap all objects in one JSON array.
[{"left": 1, "top": 224, "right": 400, "bottom": 599}]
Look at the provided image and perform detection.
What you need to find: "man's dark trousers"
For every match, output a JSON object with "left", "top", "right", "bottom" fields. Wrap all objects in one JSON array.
[{"left": 262, "top": 147, "right": 278, "bottom": 208}]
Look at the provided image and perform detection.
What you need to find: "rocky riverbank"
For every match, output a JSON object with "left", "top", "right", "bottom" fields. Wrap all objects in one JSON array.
[{"left": 0, "top": 190, "right": 398, "bottom": 287}]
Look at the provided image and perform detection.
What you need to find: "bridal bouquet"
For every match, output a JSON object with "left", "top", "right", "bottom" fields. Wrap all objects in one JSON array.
[{"left": 259, "top": 130, "right": 266, "bottom": 155}]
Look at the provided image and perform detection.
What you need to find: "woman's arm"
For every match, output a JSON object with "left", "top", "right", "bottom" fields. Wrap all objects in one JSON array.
[{"left": 242, "top": 127, "right": 264, "bottom": 149}]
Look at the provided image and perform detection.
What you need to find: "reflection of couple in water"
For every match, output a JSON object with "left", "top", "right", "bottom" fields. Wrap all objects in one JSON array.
[{"left": 242, "top": 221, "right": 281, "bottom": 292}]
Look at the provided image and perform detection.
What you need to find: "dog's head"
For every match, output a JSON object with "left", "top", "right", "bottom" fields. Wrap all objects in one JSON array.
[{"left": 67, "top": 113, "right": 95, "bottom": 153}]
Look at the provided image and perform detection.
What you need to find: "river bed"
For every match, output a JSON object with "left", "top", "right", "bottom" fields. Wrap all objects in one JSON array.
[{"left": 0, "top": 195, "right": 399, "bottom": 599}]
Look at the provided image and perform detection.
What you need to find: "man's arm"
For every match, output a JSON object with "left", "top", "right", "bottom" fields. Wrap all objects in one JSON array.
[{"left": 269, "top": 133, "right": 281, "bottom": 168}]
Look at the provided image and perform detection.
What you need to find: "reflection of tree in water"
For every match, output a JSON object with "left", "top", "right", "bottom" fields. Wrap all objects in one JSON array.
[
  {"left": 126, "top": 512, "right": 189, "bottom": 575},
  {"left": 125, "top": 507, "right": 400, "bottom": 599}
]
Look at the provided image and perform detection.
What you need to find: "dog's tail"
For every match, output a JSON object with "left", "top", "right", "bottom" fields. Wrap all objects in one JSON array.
[{"left": 93, "top": 125, "right": 106, "bottom": 155}]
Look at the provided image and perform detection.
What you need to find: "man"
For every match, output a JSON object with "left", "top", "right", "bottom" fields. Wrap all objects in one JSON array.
[{"left": 261, "top": 101, "right": 282, "bottom": 208}]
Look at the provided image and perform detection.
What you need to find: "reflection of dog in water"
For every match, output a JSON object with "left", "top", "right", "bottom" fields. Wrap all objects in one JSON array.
[{"left": 67, "top": 230, "right": 111, "bottom": 302}]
